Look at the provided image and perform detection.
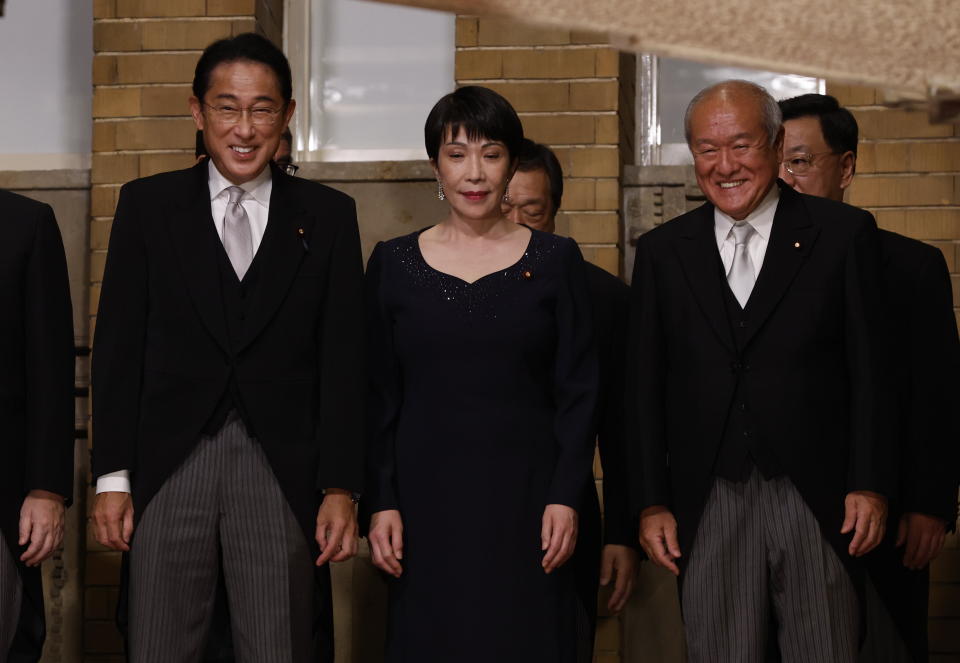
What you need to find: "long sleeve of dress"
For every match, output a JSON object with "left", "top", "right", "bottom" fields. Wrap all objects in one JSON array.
[
  {"left": 547, "top": 239, "right": 599, "bottom": 509},
  {"left": 362, "top": 242, "right": 402, "bottom": 517}
]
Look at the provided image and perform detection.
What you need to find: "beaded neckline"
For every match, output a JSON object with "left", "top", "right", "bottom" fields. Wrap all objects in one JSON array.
[
  {"left": 413, "top": 226, "right": 535, "bottom": 287},
  {"left": 394, "top": 228, "right": 553, "bottom": 317}
]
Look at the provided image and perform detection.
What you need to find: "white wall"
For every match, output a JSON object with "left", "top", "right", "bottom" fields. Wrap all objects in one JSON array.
[{"left": 0, "top": 0, "right": 92, "bottom": 170}]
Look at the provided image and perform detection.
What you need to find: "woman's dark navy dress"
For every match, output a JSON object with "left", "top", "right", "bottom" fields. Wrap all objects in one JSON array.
[{"left": 364, "top": 228, "right": 598, "bottom": 663}]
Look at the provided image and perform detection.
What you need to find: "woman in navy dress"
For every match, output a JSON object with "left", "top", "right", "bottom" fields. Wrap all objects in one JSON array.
[{"left": 364, "top": 86, "right": 598, "bottom": 663}]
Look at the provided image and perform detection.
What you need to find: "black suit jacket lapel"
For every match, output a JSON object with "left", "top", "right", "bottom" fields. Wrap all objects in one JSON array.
[
  {"left": 676, "top": 204, "right": 736, "bottom": 354},
  {"left": 236, "top": 165, "right": 314, "bottom": 352},
  {"left": 741, "top": 182, "right": 820, "bottom": 348},
  {"left": 168, "top": 161, "right": 231, "bottom": 355}
]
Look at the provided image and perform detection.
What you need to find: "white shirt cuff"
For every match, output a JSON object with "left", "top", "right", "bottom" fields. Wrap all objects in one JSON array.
[{"left": 96, "top": 470, "right": 131, "bottom": 494}]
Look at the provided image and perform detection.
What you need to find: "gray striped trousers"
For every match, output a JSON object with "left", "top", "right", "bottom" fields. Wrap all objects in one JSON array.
[
  {"left": 128, "top": 415, "right": 314, "bottom": 663},
  {"left": 681, "top": 470, "right": 859, "bottom": 663}
]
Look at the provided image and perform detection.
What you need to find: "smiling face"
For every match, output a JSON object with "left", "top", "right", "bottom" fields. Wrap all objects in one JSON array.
[
  {"left": 189, "top": 60, "right": 295, "bottom": 185},
  {"left": 689, "top": 92, "right": 782, "bottom": 220},
  {"left": 501, "top": 167, "right": 555, "bottom": 232},
  {"left": 433, "top": 126, "right": 514, "bottom": 222}
]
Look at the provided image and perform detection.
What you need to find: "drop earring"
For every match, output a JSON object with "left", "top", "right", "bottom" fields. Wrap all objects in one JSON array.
[
  {"left": 503, "top": 184, "right": 510, "bottom": 203},
  {"left": 437, "top": 181, "right": 445, "bottom": 201}
]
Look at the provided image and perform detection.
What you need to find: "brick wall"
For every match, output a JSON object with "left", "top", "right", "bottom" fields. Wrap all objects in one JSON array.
[
  {"left": 86, "top": 2, "right": 280, "bottom": 659},
  {"left": 455, "top": 17, "right": 632, "bottom": 280},
  {"left": 830, "top": 82, "right": 960, "bottom": 662},
  {"left": 455, "top": 17, "right": 634, "bottom": 662}
]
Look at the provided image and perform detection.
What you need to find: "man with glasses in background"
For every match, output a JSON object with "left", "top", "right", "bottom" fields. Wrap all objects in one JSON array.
[
  {"left": 779, "top": 93, "right": 959, "bottom": 663},
  {"left": 91, "top": 33, "right": 364, "bottom": 662}
]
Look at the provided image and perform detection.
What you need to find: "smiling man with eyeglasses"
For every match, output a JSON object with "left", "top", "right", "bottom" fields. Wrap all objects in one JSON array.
[{"left": 91, "top": 33, "right": 363, "bottom": 663}]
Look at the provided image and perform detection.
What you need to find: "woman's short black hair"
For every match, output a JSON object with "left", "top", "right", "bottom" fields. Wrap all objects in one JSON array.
[
  {"left": 424, "top": 86, "right": 524, "bottom": 162},
  {"left": 193, "top": 33, "right": 293, "bottom": 104}
]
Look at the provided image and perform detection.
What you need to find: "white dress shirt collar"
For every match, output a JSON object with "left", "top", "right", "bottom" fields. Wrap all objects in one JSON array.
[
  {"left": 207, "top": 159, "right": 273, "bottom": 207},
  {"left": 713, "top": 183, "right": 779, "bottom": 248}
]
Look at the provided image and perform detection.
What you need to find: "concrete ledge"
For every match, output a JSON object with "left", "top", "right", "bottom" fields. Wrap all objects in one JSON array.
[
  {"left": 0, "top": 169, "right": 91, "bottom": 190},
  {"left": 298, "top": 160, "right": 434, "bottom": 183},
  {"left": 623, "top": 164, "right": 696, "bottom": 187}
]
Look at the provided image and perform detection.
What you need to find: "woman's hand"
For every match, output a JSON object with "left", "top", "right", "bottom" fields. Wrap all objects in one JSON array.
[
  {"left": 369, "top": 509, "right": 404, "bottom": 578},
  {"left": 541, "top": 504, "right": 578, "bottom": 574}
]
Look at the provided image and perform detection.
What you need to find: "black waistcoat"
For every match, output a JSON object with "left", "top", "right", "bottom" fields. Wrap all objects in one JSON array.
[
  {"left": 201, "top": 236, "right": 263, "bottom": 435},
  {"left": 712, "top": 277, "right": 785, "bottom": 482}
]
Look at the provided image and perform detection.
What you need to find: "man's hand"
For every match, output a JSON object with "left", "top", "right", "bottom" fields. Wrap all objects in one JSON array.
[
  {"left": 599, "top": 544, "right": 638, "bottom": 613},
  {"left": 639, "top": 506, "right": 680, "bottom": 576},
  {"left": 368, "top": 509, "right": 404, "bottom": 578},
  {"left": 541, "top": 504, "right": 578, "bottom": 574},
  {"left": 19, "top": 490, "right": 66, "bottom": 566},
  {"left": 841, "top": 490, "right": 887, "bottom": 557},
  {"left": 315, "top": 489, "right": 358, "bottom": 566},
  {"left": 92, "top": 491, "right": 134, "bottom": 552},
  {"left": 897, "top": 512, "right": 947, "bottom": 570}
]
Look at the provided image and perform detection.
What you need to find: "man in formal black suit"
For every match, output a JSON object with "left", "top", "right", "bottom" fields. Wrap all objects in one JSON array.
[
  {"left": 779, "top": 93, "right": 960, "bottom": 662},
  {"left": 502, "top": 139, "right": 638, "bottom": 658},
  {"left": 628, "top": 80, "right": 893, "bottom": 661},
  {"left": 0, "top": 190, "right": 75, "bottom": 663},
  {"left": 90, "top": 33, "right": 364, "bottom": 662}
]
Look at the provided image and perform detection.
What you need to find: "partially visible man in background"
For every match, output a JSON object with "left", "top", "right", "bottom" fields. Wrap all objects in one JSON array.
[
  {"left": 273, "top": 127, "right": 296, "bottom": 175},
  {"left": 779, "top": 93, "right": 960, "bottom": 663},
  {"left": 503, "top": 139, "right": 639, "bottom": 660},
  {"left": 0, "top": 189, "right": 75, "bottom": 663}
]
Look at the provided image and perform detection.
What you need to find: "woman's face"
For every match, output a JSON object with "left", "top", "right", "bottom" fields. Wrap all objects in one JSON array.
[{"left": 433, "top": 127, "right": 513, "bottom": 221}]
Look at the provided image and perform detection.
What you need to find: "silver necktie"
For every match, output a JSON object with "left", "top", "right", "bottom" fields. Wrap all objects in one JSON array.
[
  {"left": 727, "top": 222, "right": 756, "bottom": 308},
  {"left": 222, "top": 186, "right": 253, "bottom": 279}
]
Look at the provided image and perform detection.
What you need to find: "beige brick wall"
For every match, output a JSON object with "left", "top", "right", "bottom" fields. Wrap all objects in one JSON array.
[
  {"left": 86, "top": 2, "right": 280, "bottom": 659},
  {"left": 831, "top": 83, "right": 960, "bottom": 661}
]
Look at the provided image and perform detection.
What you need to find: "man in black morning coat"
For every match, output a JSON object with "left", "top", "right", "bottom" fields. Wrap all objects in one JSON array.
[
  {"left": 779, "top": 92, "right": 960, "bottom": 662},
  {"left": 90, "top": 34, "right": 363, "bottom": 662},
  {"left": 628, "top": 80, "right": 892, "bottom": 661},
  {"left": 0, "top": 190, "right": 75, "bottom": 663}
]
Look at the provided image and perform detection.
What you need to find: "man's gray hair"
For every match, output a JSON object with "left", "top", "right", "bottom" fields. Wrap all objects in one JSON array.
[{"left": 684, "top": 80, "right": 783, "bottom": 148}]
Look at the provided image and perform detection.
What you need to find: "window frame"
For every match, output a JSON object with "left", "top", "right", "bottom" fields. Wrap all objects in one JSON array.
[{"left": 634, "top": 53, "right": 826, "bottom": 166}]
